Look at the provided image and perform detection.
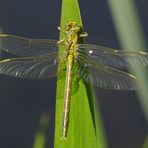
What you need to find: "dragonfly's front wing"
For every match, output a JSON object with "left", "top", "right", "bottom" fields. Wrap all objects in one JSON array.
[
  {"left": 0, "top": 34, "right": 59, "bottom": 57},
  {"left": 78, "top": 44, "right": 148, "bottom": 69}
]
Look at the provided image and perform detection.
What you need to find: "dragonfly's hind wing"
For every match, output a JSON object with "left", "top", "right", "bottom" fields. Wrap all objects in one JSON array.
[
  {"left": 77, "top": 44, "right": 148, "bottom": 69},
  {"left": 0, "top": 34, "right": 60, "bottom": 57},
  {"left": 0, "top": 53, "right": 64, "bottom": 79},
  {"left": 76, "top": 55, "right": 141, "bottom": 90}
]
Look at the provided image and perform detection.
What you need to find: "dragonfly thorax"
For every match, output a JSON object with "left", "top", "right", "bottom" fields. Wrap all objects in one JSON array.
[{"left": 58, "top": 22, "right": 88, "bottom": 51}]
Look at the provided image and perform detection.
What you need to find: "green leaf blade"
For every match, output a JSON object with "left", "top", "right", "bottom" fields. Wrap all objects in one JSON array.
[{"left": 54, "top": 0, "right": 108, "bottom": 147}]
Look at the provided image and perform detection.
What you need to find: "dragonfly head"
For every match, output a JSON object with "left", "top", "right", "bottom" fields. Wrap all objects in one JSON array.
[{"left": 65, "top": 22, "right": 82, "bottom": 34}]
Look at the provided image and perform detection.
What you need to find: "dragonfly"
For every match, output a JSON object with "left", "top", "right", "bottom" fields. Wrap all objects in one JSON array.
[{"left": 0, "top": 22, "right": 148, "bottom": 138}]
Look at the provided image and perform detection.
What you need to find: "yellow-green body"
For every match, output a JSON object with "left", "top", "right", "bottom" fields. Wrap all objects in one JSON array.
[{"left": 58, "top": 22, "right": 87, "bottom": 138}]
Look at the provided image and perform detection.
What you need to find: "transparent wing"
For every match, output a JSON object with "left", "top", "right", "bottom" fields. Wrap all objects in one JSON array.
[
  {"left": 0, "top": 34, "right": 59, "bottom": 57},
  {"left": 77, "top": 44, "right": 148, "bottom": 69},
  {"left": 0, "top": 53, "right": 62, "bottom": 79},
  {"left": 76, "top": 54, "right": 141, "bottom": 90}
]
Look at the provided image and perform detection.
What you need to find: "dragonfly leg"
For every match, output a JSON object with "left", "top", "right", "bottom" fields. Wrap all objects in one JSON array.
[
  {"left": 57, "top": 26, "right": 66, "bottom": 34},
  {"left": 57, "top": 38, "right": 65, "bottom": 44},
  {"left": 80, "top": 32, "right": 88, "bottom": 37}
]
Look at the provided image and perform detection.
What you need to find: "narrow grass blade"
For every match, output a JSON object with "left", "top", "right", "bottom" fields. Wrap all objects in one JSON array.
[
  {"left": 108, "top": 0, "right": 148, "bottom": 122},
  {"left": 143, "top": 135, "right": 148, "bottom": 148},
  {"left": 54, "top": 0, "right": 107, "bottom": 147},
  {"left": 33, "top": 113, "right": 49, "bottom": 148}
]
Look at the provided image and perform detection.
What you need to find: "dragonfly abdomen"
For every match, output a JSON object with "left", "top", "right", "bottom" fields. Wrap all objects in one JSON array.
[{"left": 62, "top": 56, "right": 73, "bottom": 138}]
